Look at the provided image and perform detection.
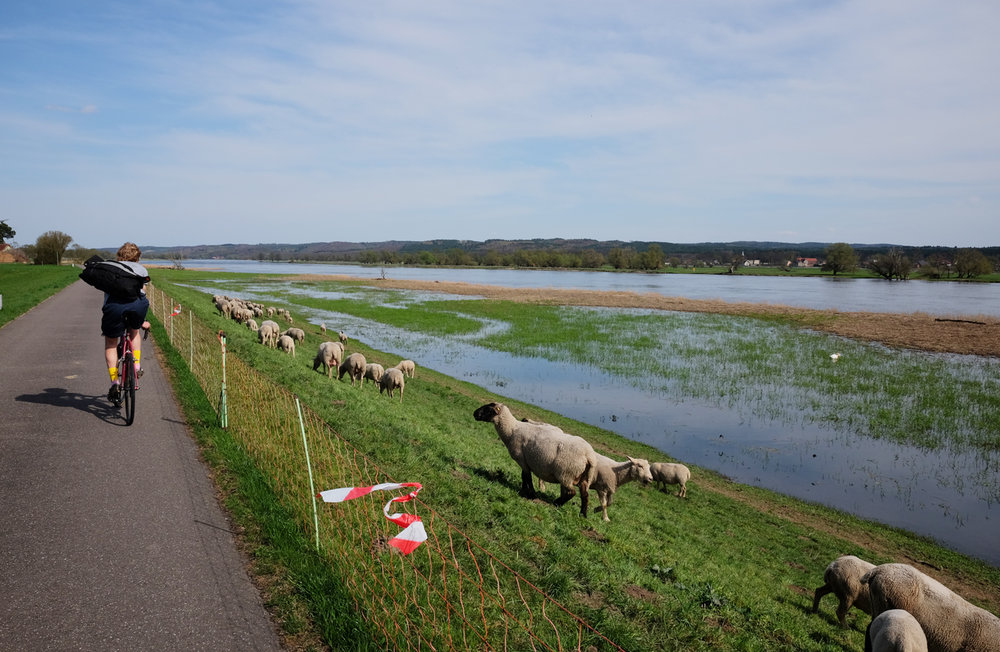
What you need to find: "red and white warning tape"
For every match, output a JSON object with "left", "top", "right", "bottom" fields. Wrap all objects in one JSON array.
[{"left": 317, "top": 482, "right": 427, "bottom": 555}]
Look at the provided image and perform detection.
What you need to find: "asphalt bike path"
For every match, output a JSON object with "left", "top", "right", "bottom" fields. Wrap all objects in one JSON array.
[{"left": 0, "top": 280, "right": 281, "bottom": 651}]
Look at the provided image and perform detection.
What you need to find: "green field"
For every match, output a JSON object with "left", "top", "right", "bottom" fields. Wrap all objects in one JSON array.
[
  {"left": 146, "top": 268, "right": 1000, "bottom": 651},
  {"left": 0, "top": 264, "right": 80, "bottom": 328}
]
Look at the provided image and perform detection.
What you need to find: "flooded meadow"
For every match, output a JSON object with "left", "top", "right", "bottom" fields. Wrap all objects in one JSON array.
[{"left": 190, "top": 277, "right": 1000, "bottom": 565}]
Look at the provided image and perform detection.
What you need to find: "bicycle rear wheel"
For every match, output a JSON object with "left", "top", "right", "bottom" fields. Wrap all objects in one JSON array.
[{"left": 122, "top": 353, "right": 136, "bottom": 426}]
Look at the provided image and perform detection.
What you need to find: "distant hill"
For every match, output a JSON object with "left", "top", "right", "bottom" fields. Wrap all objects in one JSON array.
[{"left": 134, "top": 239, "right": 999, "bottom": 260}]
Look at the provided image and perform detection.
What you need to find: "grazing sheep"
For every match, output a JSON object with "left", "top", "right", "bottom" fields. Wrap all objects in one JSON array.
[
  {"left": 591, "top": 454, "right": 653, "bottom": 522},
  {"left": 338, "top": 352, "right": 367, "bottom": 386},
  {"left": 277, "top": 334, "right": 296, "bottom": 357},
  {"left": 813, "top": 555, "right": 876, "bottom": 629},
  {"left": 649, "top": 462, "right": 691, "bottom": 498},
  {"left": 379, "top": 367, "right": 405, "bottom": 400},
  {"left": 363, "top": 363, "right": 385, "bottom": 387},
  {"left": 319, "top": 322, "right": 326, "bottom": 334},
  {"left": 866, "top": 610, "right": 928, "bottom": 652},
  {"left": 396, "top": 359, "right": 416, "bottom": 378},
  {"left": 246, "top": 318, "right": 259, "bottom": 332},
  {"left": 282, "top": 327, "right": 306, "bottom": 342},
  {"left": 338, "top": 331, "right": 348, "bottom": 344},
  {"left": 861, "top": 563, "right": 1000, "bottom": 652},
  {"left": 472, "top": 402, "right": 597, "bottom": 517},
  {"left": 313, "top": 341, "right": 343, "bottom": 379},
  {"left": 258, "top": 322, "right": 279, "bottom": 348}
]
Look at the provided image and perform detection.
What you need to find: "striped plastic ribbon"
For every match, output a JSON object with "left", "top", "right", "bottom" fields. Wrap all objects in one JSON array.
[{"left": 318, "top": 482, "right": 426, "bottom": 555}]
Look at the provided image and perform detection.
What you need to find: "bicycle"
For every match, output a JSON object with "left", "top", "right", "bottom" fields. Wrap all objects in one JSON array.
[{"left": 110, "top": 323, "right": 149, "bottom": 426}]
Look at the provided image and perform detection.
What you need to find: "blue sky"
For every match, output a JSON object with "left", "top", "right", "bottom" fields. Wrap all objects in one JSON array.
[{"left": 3, "top": 1, "right": 998, "bottom": 249}]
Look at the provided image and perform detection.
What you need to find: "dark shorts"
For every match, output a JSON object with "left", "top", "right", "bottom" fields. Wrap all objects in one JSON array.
[{"left": 102, "top": 295, "right": 150, "bottom": 338}]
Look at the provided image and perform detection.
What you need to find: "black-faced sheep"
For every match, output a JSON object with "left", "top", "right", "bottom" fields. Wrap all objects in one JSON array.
[
  {"left": 472, "top": 402, "right": 597, "bottom": 517},
  {"left": 363, "top": 362, "right": 385, "bottom": 387},
  {"left": 379, "top": 367, "right": 405, "bottom": 400},
  {"left": 277, "top": 334, "right": 296, "bottom": 357},
  {"left": 861, "top": 563, "right": 1000, "bottom": 652},
  {"left": 313, "top": 341, "right": 343, "bottom": 379},
  {"left": 338, "top": 352, "right": 366, "bottom": 386},
  {"left": 813, "top": 555, "right": 875, "bottom": 629},
  {"left": 591, "top": 454, "right": 653, "bottom": 522},
  {"left": 865, "top": 609, "right": 928, "bottom": 652},
  {"left": 649, "top": 462, "right": 690, "bottom": 498}
]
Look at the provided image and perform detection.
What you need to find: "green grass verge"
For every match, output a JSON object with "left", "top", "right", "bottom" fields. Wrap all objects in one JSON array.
[
  {"left": 0, "top": 264, "right": 80, "bottom": 328},
  {"left": 149, "top": 270, "right": 1000, "bottom": 651}
]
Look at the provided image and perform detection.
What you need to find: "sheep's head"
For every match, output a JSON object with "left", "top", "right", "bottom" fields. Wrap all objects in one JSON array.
[
  {"left": 629, "top": 457, "right": 654, "bottom": 485},
  {"left": 473, "top": 402, "right": 505, "bottom": 423}
]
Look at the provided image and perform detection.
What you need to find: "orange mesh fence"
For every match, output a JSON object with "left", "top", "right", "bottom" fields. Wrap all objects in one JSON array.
[{"left": 149, "top": 285, "right": 622, "bottom": 651}]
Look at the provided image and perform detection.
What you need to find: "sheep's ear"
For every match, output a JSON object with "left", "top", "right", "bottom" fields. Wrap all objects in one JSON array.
[{"left": 626, "top": 456, "right": 636, "bottom": 463}]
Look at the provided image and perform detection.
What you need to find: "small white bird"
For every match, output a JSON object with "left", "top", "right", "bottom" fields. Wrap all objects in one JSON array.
[{"left": 830, "top": 353, "right": 841, "bottom": 362}]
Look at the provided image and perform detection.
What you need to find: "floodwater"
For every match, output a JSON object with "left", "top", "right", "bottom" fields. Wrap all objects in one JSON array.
[
  {"left": 189, "top": 278, "right": 1000, "bottom": 566},
  {"left": 166, "top": 259, "right": 1000, "bottom": 318}
]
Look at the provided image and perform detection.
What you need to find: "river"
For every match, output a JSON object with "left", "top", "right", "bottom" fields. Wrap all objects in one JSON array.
[{"left": 165, "top": 259, "right": 1000, "bottom": 318}]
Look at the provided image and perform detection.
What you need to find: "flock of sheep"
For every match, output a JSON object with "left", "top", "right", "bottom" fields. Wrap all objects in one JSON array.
[
  {"left": 472, "top": 402, "right": 689, "bottom": 522},
  {"left": 812, "top": 555, "right": 1000, "bottom": 651},
  {"left": 212, "top": 294, "right": 415, "bottom": 400},
  {"left": 214, "top": 294, "right": 998, "bottom": 650}
]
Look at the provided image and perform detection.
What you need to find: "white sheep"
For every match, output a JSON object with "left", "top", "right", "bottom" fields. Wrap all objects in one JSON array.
[
  {"left": 649, "top": 462, "right": 691, "bottom": 498},
  {"left": 277, "top": 334, "right": 296, "bottom": 357},
  {"left": 282, "top": 327, "right": 306, "bottom": 342},
  {"left": 812, "top": 555, "right": 875, "bottom": 629},
  {"left": 313, "top": 341, "right": 343, "bottom": 379},
  {"left": 246, "top": 318, "right": 259, "bottom": 332},
  {"left": 338, "top": 331, "right": 348, "bottom": 344},
  {"left": 338, "top": 352, "right": 367, "bottom": 386},
  {"left": 319, "top": 322, "right": 326, "bottom": 334},
  {"left": 591, "top": 454, "right": 653, "bottom": 522},
  {"left": 258, "top": 322, "right": 279, "bottom": 348},
  {"left": 472, "top": 402, "right": 597, "bottom": 517},
  {"left": 379, "top": 367, "right": 405, "bottom": 401},
  {"left": 363, "top": 363, "right": 385, "bottom": 387},
  {"left": 396, "top": 359, "right": 416, "bottom": 378},
  {"left": 866, "top": 609, "right": 928, "bottom": 652},
  {"left": 861, "top": 563, "right": 1000, "bottom": 652}
]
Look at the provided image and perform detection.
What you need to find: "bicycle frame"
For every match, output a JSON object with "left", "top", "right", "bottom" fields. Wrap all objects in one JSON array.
[{"left": 115, "top": 326, "right": 147, "bottom": 426}]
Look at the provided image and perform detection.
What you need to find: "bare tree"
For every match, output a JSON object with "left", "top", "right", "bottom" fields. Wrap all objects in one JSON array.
[
  {"left": 868, "top": 248, "right": 911, "bottom": 280},
  {"left": 33, "top": 231, "right": 74, "bottom": 265}
]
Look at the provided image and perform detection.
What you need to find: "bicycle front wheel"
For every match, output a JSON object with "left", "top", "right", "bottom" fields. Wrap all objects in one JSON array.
[{"left": 122, "top": 353, "right": 136, "bottom": 426}]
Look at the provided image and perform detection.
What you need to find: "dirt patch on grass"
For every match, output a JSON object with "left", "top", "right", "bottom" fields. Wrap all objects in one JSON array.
[{"left": 289, "top": 275, "right": 1000, "bottom": 358}]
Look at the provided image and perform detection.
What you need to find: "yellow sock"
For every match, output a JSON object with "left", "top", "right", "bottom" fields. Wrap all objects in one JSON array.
[
  {"left": 133, "top": 349, "right": 141, "bottom": 368},
  {"left": 109, "top": 367, "right": 118, "bottom": 382}
]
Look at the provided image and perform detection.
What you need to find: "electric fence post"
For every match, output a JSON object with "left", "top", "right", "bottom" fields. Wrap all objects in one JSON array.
[{"left": 218, "top": 330, "right": 228, "bottom": 428}]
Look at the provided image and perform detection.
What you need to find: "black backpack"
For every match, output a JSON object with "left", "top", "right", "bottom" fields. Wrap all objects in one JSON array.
[{"left": 79, "top": 255, "right": 149, "bottom": 299}]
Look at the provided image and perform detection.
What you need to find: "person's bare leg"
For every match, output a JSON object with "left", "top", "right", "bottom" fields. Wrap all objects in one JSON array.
[{"left": 104, "top": 336, "right": 119, "bottom": 381}]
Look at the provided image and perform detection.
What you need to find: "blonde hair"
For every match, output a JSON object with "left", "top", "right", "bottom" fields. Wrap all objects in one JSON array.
[{"left": 117, "top": 242, "right": 142, "bottom": 262}]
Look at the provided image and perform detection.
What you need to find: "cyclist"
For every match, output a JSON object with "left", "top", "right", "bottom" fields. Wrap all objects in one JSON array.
[{"left": 102, "top": 242, "right": 151, "bottom": 404}]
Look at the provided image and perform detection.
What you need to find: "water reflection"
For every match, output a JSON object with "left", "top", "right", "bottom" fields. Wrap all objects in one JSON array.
[{"left": 191, "top": 281, "right": 1000, "bottom": 566}]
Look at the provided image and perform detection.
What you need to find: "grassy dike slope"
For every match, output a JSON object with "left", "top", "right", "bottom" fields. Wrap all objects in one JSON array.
[
  {"left": 148, "top": 269, "right": 1000, "bottom": 651},
  {"left": 0, "top": 264, "right": 80, "bottom": 328}
]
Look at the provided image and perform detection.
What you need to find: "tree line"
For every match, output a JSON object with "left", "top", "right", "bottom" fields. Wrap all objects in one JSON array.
[{"left": 2, "top": 221, "right": 997, "bottom": 279}]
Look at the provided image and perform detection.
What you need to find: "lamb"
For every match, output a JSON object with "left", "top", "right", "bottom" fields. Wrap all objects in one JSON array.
[
  {"left": 472, "top": 402, "right": 597, "bottom": 517},
  {"left": 319, "top": 322, "right": 326, "bottom": 334},
  {"left": 338, "top": 331, "right": 348, "bottom": 344},
  {"left": 861, "top": 563, "right": 1000, "bottom": 652},
  {"left": 277, "top": 334, "right": 296, "bottom": 357},
  {"left": 282, "top": 327, "right": 306, "bottom": 342},
  {"left": 246, "top": 318, "right": 259, "bottom": 332},
  {"left": 649, "top": 462, "right": 691, "bottom": 498},
  {"left": 313, "top": 341, "right": 343, "bottom": 379},
  {"left": 363, "top": 362, "right": 385, "bottom": 387},
  {"left": 379, "top": 367, "right": 405, "bottom": 400},
  {"left": 866, "top": 610, "right": 928, "bottom": 652},
  {"left": 590, "top": 454, "right": 653, "bottom": 522},
  {"left": 812, "top": 555, "right": 876, "bottom": 629},
  {"left": 396, "top": 359, "right": 416, "bottom": 378},
  {"left": 338, "top": 352, "right": 367, "bottom": 386}
]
